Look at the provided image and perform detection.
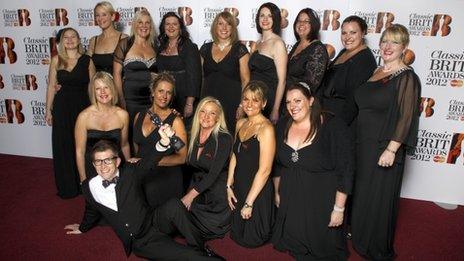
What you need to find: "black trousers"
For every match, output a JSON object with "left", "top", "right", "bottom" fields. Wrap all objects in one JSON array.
[{"left": 132, "top": 198, "right": 218, "bottom": 261}]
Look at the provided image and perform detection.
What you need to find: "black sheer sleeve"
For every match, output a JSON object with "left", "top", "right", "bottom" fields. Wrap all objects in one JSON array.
[
  {"left": 113, "top": 37, "right": 130, "bottom": 65},
  {"left": 304, "top": 42, "right": 329, "bottom": 93},
  {"left": 272, "top": 118, "right": 289, "bottom": 178},
  {"left": 193, "top": 133, "right": 232, "bottom": 193},
  {"left": 237, "top": 42, "right": 249, "bottom": 59},
  {"left": 199, "top": 42, "right": 210, "bottom": 59},
  {"left": 180, "top": 40, "right": 202, "bottom": 98},
  {"left": 328, "top": 117, "right": 354, "bottom": 194},
  {"left": 379, "top": 69, "right": 421, "bottom": 149}
]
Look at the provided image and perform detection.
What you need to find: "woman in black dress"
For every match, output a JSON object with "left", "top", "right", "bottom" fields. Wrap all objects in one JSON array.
[
  {"left": 157, "top": 12, "right": 201, "bottom": 121},
  {"left": 272, "top": 82, "right": 353, "bottom": 260},
  {"left": 75, "top": 72, "right": 131, "bottom": 181},
  {"left": 249, "top": 2, "right": 287, "bottom": 123},
  {"left": 287, "top": 8, "right": 328, "bottom": 94},
  {"left": 133, "top": 73, "right": 187, "bottom": 208},
  {"left": 45, "top": 27, "right": 96, "bottom": 198},
  {"left": 87, "top": 1, "right": 127, "bottom": 74},
  {"left": 348, "top": 24, "right": 421, "bottom": 260},
  {"left": 113, "top": 9, "right": 157, "bottom": 150},
  {"left": 201, "top": 11, "right": 250, "bottom": 133},
  {"left": 227, "top": 81, "right": 276, "bottom": 247},
  {"left": 319, "top": 15, "right": 377, "bottom": 118},
  {"left": 182, "top": 97, "right": 232, "bottom": 239}
]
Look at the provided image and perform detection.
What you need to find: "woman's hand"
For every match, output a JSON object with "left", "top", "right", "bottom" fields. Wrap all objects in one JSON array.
[
  {"left": 270, "top": 109, "right": 279, "bottom": 124},
  {"left": 235, "top": 106, "right": 245, "bottom": 120},
  {"left": 181, "top": 194, "right": 194, "bottom": 211},
  {"left": 64, "top": 224, "right": 82, "bottom": 234},
  {"left": 183, "top": 103, "right": 193, "bottom": 118},
  {"left": 127, "top": 157, "right": 141, "bottom": 163},
  {"left": 45, "top": 110, "right": 52, "bottom": 126},
  {"left": 241, "top": 204, "right": 253, "bottom": 219},
  {"left": 227, "top": 188, "right": 237, "bottom": 210},
  {"left": 378, "top": 149, "right": 395, "bottom": 167},
  {"left": 158, "top": 124, "right": 174, "bottom": 146},
  {"left": 328, "top": 210, "right": 344, "bottom": 227}
]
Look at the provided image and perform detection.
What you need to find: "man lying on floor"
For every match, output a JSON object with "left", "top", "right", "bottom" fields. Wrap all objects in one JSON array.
[{"left": 65, "top": 124, "right": 223, "bottom": 260}]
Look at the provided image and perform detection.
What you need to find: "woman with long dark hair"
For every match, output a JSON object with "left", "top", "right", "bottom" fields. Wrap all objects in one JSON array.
[{"left": 272, "top": 82, "right": 353, "bottom": 260}]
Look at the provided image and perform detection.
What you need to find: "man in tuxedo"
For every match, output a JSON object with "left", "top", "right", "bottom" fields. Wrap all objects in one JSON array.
[{"left": 65, "top": 125, "right": 222, "bottom": 260}]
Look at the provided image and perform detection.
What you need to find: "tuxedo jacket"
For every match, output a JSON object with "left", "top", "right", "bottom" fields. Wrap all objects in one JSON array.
[{"left": 78, "top": 150, "right": 165, "bottom": 256}]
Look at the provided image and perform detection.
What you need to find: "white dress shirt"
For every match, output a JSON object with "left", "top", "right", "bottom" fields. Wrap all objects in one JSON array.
[{"left": 89, "top": 171, "right": 119, "bottom": 211}]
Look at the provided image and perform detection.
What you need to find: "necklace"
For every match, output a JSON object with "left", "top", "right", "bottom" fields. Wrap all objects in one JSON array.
[
  {"left": 217, "top": 41, "right": 230, "bottom": 51},
  {"left": 165, "top": 41, "right": 177, "bottom": 55},
  {"left": 237, "top": 120, "right": 254, "bottom": 153}
]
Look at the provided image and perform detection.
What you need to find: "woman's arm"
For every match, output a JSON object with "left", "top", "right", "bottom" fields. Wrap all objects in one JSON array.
[
  {"left": 302, "top": 43, "right": 328, "bottom": 93},
  {"left": 74, "top": 111, "right": 88, "bottom": 182},
  {"left": 241, "top": 123, "right": 276, "bottom": 219},
  {"left": 45, "top": 56, "right": 58, "bottom": 126},
  {"left": 183, "top": 134, "right": 232, "bottom": 210},
  {"left": 182, "top": 41, "right": 202, "bottom": 118},
  {"left": 113, "top": 61, "right": 125, "bottom": 108},
  {"left": 86, "top": 36, "right": 96, "bottom": 56},
  {"left": 118, "top": 109, "right": 131, "bottom": 160},
  {"left": 270, "top": 39, "right": 287, "bottom": 123},
  {"left": 158, "top": 117, "right": 188, "bottom": 166},
  {"left": 88, "top": 59, "right": 96, "bottom": 80}
]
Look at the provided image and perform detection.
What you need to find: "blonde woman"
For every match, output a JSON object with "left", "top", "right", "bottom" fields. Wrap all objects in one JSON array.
[
  {"left": 87, "top": 1, "right": 127, "bottom": 74},
  {"left": 45, "top": 27, "right": 96, "bottom": 198},
  {"left": 183, "top": 97, "right": 233, "bottom": 239},
  {"left": 113, "top": 9, "right": 157, "bottom": 150},
  {"left": 75, "top": 72, "right": 131, "bottom": 182}
]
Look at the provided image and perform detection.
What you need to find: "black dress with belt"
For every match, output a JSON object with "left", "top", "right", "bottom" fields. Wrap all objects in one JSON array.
[{"left": 187, "top": 131, "right": 233, "bottom": 239}]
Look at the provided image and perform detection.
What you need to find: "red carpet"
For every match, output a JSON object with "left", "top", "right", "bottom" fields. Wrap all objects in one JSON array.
[{"left": 0, "top": 154, "right": 463, "bottom": 260}]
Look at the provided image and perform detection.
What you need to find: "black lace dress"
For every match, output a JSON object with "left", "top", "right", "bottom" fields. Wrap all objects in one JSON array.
[
  {"left": 347, "top": 68, "right": 421, "bottom": 260},
  {"left": 200, "top": 42, "right": 248, "bottom": 133},
  {"left": 272, "top": 116, "right": 353, "bottom": 260},
  {"left": 187, "top": 132, "right": 233, "bottom": 239},
  {"left": 52, "top": 55, "right": 91, "bottom": 198},
  {"left": 286, "top": 40, "right": 328, "bottom": 93}
]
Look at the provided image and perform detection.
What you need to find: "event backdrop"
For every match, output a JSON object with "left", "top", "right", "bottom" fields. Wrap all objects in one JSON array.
[{"left": 0, "top": 0, "right": 462, "bottom": 204}]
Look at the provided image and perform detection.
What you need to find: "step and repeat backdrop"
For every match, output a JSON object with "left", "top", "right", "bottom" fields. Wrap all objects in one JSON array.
[{"left": 0, "top": 0, "right": 462, "bottom": 204}]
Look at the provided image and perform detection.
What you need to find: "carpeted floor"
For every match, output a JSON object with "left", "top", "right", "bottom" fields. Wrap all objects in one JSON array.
[{"left": 0, "top": 154, "right": 463, "bottom": 260}]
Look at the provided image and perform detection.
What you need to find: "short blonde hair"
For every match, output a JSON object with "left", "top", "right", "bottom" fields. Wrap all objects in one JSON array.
[
  {"left": 188, "top": 97, "right": 229, "bottom": 158},
  {"left": 89, "top": 71, "right": 118, "bottom": 106},
  {"left": 94, "top": 1, "right": 115, "bottom": 15},
  {"left": 130, "top": 9, "right": 156, "bottom": 48},
  {"left": 380, "top": 23, "right": 410, "bottom": 46},
  {"left": 211, "top": 12, "right": 238, "bottom": 44}
]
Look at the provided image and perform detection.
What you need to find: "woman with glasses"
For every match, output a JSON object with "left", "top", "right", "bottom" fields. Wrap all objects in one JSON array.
[{"left": 286, "top": 8, "right": 328, "bottom": 95}]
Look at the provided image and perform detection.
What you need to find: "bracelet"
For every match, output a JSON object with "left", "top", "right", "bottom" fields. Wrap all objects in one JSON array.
[
  {"left": 159, "top": 141, "right": 170, "bottom": 148},
  {"left": 243, "top": 202, "right": 253, "bottom": 208},
  {"left": 333, "top": 205, "right": 345, "bottom": 212},
  {"left": 385, "top": 148, "right": 396, "bottom": 154},
  {"left": 226, "top": 185, "right": 234, "bottom": 189}
]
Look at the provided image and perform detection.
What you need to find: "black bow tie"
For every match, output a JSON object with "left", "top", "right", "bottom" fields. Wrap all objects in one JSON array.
[{"left": 102, "top": 176, "right": 119, "bottom": 188}]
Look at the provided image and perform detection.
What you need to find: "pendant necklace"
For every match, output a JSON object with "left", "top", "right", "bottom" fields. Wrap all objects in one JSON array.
[
  {"left": 291, "top": 141, "right": 300, "bottom": 163},
  {"left": 217, "top": 41, "right": 230, "bottom": 51}
]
